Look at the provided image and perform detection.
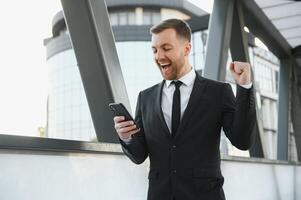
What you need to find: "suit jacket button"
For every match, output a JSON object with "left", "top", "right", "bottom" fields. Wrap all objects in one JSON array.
[
  {"left": 172, "top": 145, "right": 176, "bottom": 149},
  {"left": 172, "top": 170, "right": 177, "bottom": 174}
]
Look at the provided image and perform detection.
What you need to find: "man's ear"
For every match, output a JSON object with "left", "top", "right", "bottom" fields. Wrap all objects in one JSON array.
[{"left": 184, "top": 42, "right": 192, "bottom": 56}]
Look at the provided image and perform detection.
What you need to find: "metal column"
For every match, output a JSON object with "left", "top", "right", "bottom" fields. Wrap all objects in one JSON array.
[
  {"left": 203, "top": 0, "right": 234, "bottom": 81},
  {"left": 61, "top": 0, "right": 131, "bottom": 143},
  {"left": 230, "top": 1, "right": 264, "bottom": 158},
  {"left": 292, "top": 52, "right": 301, "bottom": 161},
  {"left": 277, "top": 59, "right": 291, "bottom": 160},
  {"left": 230, "top": 1, "right": 249, "bottom": 63}
]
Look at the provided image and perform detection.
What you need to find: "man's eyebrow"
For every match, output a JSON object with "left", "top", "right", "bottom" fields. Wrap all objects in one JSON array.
[
  {"left": 152, "top": 43, "right": 172, "bottom": 48},
  {"left": 161, "top": 43, "right": 172, "bottom": 47}
]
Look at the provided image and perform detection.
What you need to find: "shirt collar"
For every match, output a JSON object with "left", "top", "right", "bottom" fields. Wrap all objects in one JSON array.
[{"left": 165, "top": 68, "right": 196, "bottom": 88}]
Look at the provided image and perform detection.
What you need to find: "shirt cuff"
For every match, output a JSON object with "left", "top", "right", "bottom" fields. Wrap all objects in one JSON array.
[{"left": 239, "top": 82, "right": 252, "bottom": 89}]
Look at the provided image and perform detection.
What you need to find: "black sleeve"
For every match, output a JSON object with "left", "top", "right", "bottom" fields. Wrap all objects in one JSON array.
[
  {"left": 119, "top": 92, "right": 149, "bottom": 164},
  {"left": 222, "top": 84, "right": 256, "bottom": 150}
]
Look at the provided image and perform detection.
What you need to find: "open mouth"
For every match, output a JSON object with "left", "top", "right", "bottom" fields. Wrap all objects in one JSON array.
[{"left": 160, "top": 63, "right": 171, "bottom": 71}]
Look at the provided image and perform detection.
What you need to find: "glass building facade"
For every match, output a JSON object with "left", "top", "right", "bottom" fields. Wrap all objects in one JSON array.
[
  {"left": 189, "top": 30, "right": 208, "bottom": 71},
  {"left": 47, "top": 48, "right": 96, "bottom": 141}
]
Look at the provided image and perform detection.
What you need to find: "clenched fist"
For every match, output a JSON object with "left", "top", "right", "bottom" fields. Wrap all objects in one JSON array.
[{"left": 229, "top": 61, "right": 252, "bottom": 85}]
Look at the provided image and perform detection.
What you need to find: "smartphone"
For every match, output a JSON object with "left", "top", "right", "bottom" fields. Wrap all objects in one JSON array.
[{"left": 109, "top": 103, "right": 138, "bottom": 128}]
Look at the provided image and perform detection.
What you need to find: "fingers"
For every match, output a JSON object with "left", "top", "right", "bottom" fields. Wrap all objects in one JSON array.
[
  {"left": 119, "top": 128, "right": 141, "bottom": 139},
  {"left": 118, "top": 125, "right": 140, "bottom": 140},
  {"left": 229, "top": 62, "right": 235, "bottom": 72},
  {"left": 232, "top": 61, "right": 251, "bottom": 69},
  {"left": 229, "top": 62, "right": 239, "bottom": 80},
  {"left": 128, "top": 128, "right": 140, "bottom": 136},
  {"left": 113, "top": 116, "right": 139, "bottom": 140},
  {"left": 113, "top": 116, "right": 125, "bottom": 123},
  {"left": 229, "top": 62, "right": 242, "bottom": 75},
  {"left": 230, "top": 61, "right": 252, "bottom": 85},
  {"left": 230, "top": 61, "right": 250, "bottom": 74},
  {"left": 114, "top": 120, "right": 134, "bottom": 130},
  {"left": 117, "top": 124, "right": 137, "bottom": 133}
]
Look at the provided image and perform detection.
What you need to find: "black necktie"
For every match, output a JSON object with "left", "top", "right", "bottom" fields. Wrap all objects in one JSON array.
[{"left": 171, "top": 81, "right": 183, "bottom": 137}]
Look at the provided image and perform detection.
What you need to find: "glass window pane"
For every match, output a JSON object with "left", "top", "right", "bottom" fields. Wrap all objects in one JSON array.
[
  {"left": 128, "top": 12, "right": 136, "bottom": 25},
  {"left": 143, "top": 12, "right": 151, "bottom": 25},
  {"left": 109, "top": 12, "right": 118, "bottom": 26},
  {"left": 152, "top": 12, "right": 161, "bottom": 24},
  {"left": 119, "top": 12, "right": 127, "bottom": 25}
]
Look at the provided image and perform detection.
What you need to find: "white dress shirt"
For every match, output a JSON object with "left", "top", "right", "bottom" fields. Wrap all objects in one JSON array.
[{"left": 161, "top": 69, "right": 196, "bottom": 133}]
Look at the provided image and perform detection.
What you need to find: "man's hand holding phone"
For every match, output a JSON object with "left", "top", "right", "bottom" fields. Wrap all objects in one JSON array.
[{"left": 113, "top": 116, "right": 140, "bottom": 140}]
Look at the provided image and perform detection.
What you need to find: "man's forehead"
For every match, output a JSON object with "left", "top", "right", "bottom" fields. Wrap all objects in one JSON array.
[
  {"left": 151, "top": 30, "right": 177, "bottom": 47},
  {"left": 151, "top": 29, "right": 176, "bottom": 39}
]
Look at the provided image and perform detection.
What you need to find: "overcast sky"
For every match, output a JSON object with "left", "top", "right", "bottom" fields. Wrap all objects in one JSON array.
[
  {"left": 0, "top": 1, "right": 61, "bottom": 136},
  {"left": 188, "top": 0, "right": 214, "bottom": 13},
  {"left": 0, "top": 1, "right": 213, "bottom": 136}
]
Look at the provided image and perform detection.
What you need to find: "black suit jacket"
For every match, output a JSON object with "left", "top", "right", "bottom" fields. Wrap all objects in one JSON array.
[{"left": 120, "top": 73, "right": 256, "bottom": 200}]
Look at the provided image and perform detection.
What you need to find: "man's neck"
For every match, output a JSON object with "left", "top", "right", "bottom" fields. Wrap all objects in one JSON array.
[{"left": 176, "top": 64, "right": 192, "bottom": 80}]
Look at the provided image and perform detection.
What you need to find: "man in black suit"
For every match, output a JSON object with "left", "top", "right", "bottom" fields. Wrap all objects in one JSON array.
[{"left": 113, "top": 19, "right": 256, "bottom": 200}]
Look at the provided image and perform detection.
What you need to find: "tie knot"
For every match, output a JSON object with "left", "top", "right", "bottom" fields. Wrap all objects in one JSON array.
[{"left": 172, "top": 81, "right": 183, "bottom": 89}]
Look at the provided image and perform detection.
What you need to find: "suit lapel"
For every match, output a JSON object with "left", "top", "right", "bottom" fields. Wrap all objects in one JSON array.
[
  {"left": 174, "top": 73, "right": 207, "bottom": 139},
  {"left": 155, "top": 80, "right": 171, "bottom": 138}
]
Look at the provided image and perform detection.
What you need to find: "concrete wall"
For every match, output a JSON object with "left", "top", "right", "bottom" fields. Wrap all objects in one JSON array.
[{"left": 0, "top": 149, "right": 300, "bottom": 200}]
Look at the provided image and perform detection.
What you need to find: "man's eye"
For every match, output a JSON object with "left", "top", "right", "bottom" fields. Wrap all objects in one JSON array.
[{"left": 164, "top": 48, "right": 171, "bottom": 51}]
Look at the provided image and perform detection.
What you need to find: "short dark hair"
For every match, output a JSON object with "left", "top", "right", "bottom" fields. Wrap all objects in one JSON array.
[{"left": 150, "top": 18, "right": 191, "bottom": 42}]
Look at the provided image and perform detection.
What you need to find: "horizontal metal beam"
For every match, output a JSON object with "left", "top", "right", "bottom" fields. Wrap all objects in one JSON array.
[
  {"left": 0, "top": 134, "right": 123, "bottom": 154},
  {"left": 106, "top": 0, "right": 207, "bottom": 17},
  {"left": 241, "top": 0, "right": 292, "bottom": 59},
  {"left": 187, "top": 15, "right": 255, "bottom": 46},
  {"left": 186, "top": 14, "right": 210, "bottom": 32},
  {"left": 112, "top": 25, "right": 152, "bottom": 41},
  {"left": 292, "top": 45, "right": 301, "bottom": 58}
]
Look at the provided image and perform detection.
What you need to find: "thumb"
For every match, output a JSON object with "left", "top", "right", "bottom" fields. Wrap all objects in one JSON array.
[{"left": 229, "top": 62, "right": 235, "bottom": 72}]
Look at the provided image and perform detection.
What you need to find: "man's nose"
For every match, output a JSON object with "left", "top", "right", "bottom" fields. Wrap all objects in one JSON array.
[{"left": 155, "top": 50, "right": 165, "bottom": 60}]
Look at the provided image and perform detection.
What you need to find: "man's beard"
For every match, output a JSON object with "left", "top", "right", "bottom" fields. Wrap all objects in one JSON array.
[{"left": 160, "top": 64, "right": 178, "bottom": 80}]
